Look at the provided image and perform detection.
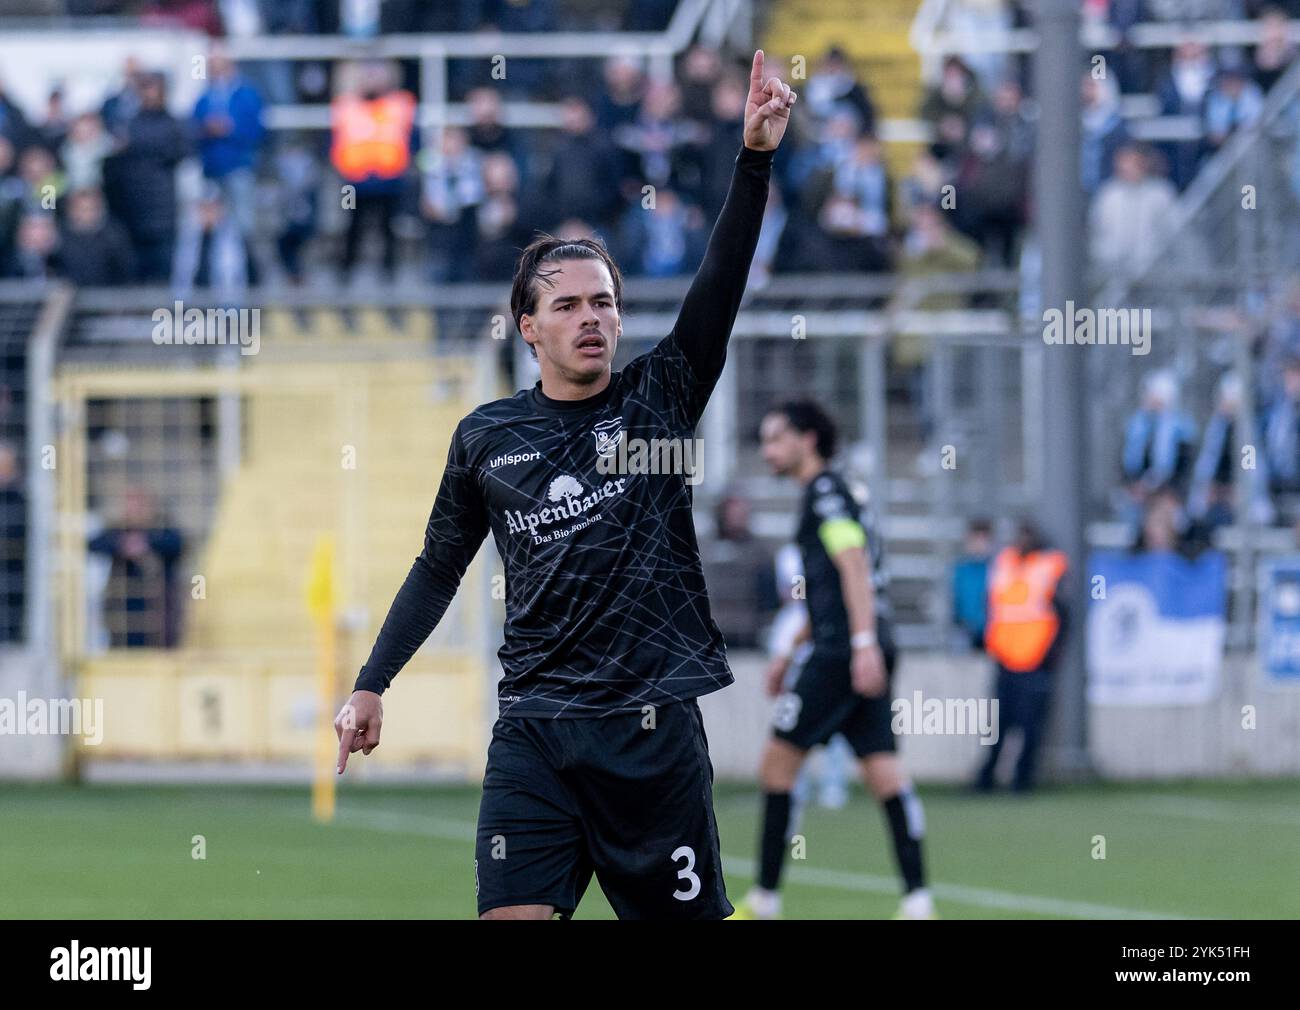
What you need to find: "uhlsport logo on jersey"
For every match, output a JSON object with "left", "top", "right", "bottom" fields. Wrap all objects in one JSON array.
[
  {"left": 593, "top": 417, "right": 623, "bottom": 457},
  {"left": 487, "top": 449, "right": 542, "bottom": 470},
  {"left": 503, "top": 473, "right": 628, "bottom": 541}
]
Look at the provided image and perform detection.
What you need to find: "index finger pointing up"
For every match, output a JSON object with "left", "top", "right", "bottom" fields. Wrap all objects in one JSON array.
[{"left": 750, "top": 49, "right": 765, "bottom": 93}]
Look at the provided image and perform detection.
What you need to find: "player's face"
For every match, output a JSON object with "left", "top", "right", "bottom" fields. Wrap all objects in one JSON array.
[
  {"left": 759, "top": 413, "right": 805, "bottom": 476},
  {"left": 522, "top": 259, "right": 622, "bottom": 385}
]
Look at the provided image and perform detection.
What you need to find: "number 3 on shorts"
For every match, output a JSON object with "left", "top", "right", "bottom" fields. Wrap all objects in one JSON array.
[{"left": 671, "top": 845, "right": 701, "bottom": 901}]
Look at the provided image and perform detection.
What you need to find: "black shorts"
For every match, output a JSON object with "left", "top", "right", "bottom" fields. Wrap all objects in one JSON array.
[
  {"left": 772, "top": 620, "right": 899, "bottom": 758},
  {"left": 474, "top": 698, "right": 732, "bottom": 919}
]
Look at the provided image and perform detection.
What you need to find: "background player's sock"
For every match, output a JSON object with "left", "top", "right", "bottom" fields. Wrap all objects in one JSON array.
[
  {"left": 758, "top": 791, "right": 792, "bottom": 891},
  {"left": 881, "top": 788, "right": 927, "bottom": 893}
]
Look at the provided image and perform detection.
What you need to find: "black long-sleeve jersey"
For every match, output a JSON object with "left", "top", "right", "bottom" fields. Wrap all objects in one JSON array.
[{"left": 354, "top": 143, "right": 774, "bottom": 716}]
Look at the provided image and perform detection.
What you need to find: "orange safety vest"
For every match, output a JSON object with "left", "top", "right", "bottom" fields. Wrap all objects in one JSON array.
[
  {"left": 984, "top": 547, "right": 1067, "bottom": 672},
  {"left": 330, "top": 91, "right": 416, "bottom": 181}
]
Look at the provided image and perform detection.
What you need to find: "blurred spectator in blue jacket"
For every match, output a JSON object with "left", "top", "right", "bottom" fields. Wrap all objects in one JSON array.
[
  {"left": 193, "top": 45, "right": 265, "bottom": 282},
  {"left": 1120, "top": 369, "right": 1198, "bottom": 518},
  {"left": 1081, "top": 72, "right": 1128, "bottom": 195},
  {"left": 952, "top": 517, "right": 994, "bottom": 649},
  {"left": 1204, "top": 62, "right": 1265, "bottom": 154},
  {"left": 1156, "top": 39, "right": 1217, "bottom": 189}
]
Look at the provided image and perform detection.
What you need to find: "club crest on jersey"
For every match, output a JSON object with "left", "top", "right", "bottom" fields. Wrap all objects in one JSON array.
[{"left": 593, "top": 417, "right": 624, "bottom": 458}]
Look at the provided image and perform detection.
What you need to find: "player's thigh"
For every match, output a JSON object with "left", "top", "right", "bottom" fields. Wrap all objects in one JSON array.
[
  {"left": 843, "top": 630, "right": 901, "bottom": 762},
  {"left": 475, "top": 717, "right": 591, "bottom": 919},
  {"left": 571, "top": 701, "right": 732, "bottom": 920},
  {"left": 772, "top": 650, "right": 857, "bottom": 754}
]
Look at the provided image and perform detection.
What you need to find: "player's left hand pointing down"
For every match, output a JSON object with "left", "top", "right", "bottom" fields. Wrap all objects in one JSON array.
[
  {"left": 743, "top": 49, "right": 796, "bottom": 152},
  {"left": 335, "top": 689, "right": 383, "bottom": 774}
]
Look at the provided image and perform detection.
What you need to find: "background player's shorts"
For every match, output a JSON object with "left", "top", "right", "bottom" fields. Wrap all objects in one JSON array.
[
  {"left": 772, "top": 619, "right": 899, "bottom": 758},
  {"left": 474, "top": 698, "right": 732, "bottom": 919}
]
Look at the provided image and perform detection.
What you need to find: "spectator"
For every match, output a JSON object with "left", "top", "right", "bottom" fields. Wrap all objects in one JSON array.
[
  {"left": 420, "top": 126, "right": 484, "bottom": 283},
  {"left": 1189, "top": 371, "right": 1275, "bottom": 527},
  {"left": 0, "top": 79, "right": 37, "bottom": 151},
  {"left": 1132, "top": 483, "right": 1212, "bottom": 560},
  {"left": 175, "top": 182, "right": 252, "bottom": 298},
  {"left": 1264, "top": 355, "right": 1300, "bottom": 495},
  {"left": 1081, "top": 72, "right": 1128, "bottom": 195},
  {"left": 1204, "top": 62, "right": 1265, "bottom": 153},
  {"left": 593, "top": 55, "right": 646, "bottom": 132},
  {"left": 464, "top": 87, "right": 521, "bottom": 167},
  {"left": 818, "top": 133, "right": 891, "bottom": 272},
  {"left": 952, "top": 517, "right": 994, "bottom": 649},
  {"left": 0, "top": 439, "right": 24, "bottom": 643},
  {"left": 1098, "top": 0, "right": 1151, "bottom": 94},
  {"left": 921, "top": 56, "right": 985, "bottom": 164},
  {"left": 677, "top": 44, "right": 725, "bottom": 126},
  {"left": 804, "top": 47, "right": 877, "bottom": 136},
  {"left": 9, "top": 213, "right": 59, "bottom": 279},
  {"left": 1120, "top": 369, "right": 1198, "bottom": 510},
  {"left": 331, "top": 61, "right": 417, "bottom": 282},
  {"left": 539, "top": 98, "right": 620, "bottom": 233},
  {"left": 899, "top": 146, "right": 949, "bottom": 225},
  {"left": 39, "top": 85, "right": 70, "bottom": 152},
  {"left": 1089, "top": 142, "right": 1178, "bottom": 275},
  {"left": 17, "top": 146, "right": 64, "bottom": 215},
  {"left": 690, "top": 74, "right": 748, "bottom": 219},
  {"left": 473, "top": 152, "right": 531, "bottom": 281},
  {"left": 954, "top": 120, "right": 1028, "bottom": 266},
  {"left": 0, "top": 137, "right": 26, "bottom": 276},
  {"left": 62, "top": 112, "right": 114, "bottom": 192},
  {"left": 1253, "top": 6, "right": 1298, "bottom": 92},
  {"left": 271, "top": 133, "right": 320, "bottom": 285},
  {"left": 617, "top": 80, "right": 702, "bottom": 192},
  {"left": 192, "top": 45, "right": 265, "bottom": 283},
  {"left": 975, "top": 520, "right": 1068, "bottom": 793},
  {"left": 1156, "top": 39, "right": 1218, "bottom": 189},
  {"left": 619, "top": 186, "right": 705, "bottom": 277},
  {"left": 58, "top": 188, "right": 136, "bottom": 286},
  {"left": 100, "top": 57, "right": 145, "bottom": 140},
  {"left": 87, "top": 487, "right": 185, "bottom": 649},
  {"left": 699, "top": 492, "right": 776, "bottom": 651},
  {"left": 106, "top": 71, "right": 189, "bottom": 282},
  {"left": 988, "top": 77, "right": 1034, "bottom": 165}
]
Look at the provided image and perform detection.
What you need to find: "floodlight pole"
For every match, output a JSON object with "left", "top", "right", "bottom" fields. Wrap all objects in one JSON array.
[{"left": 1034, "top": 0, "right": 1092, "bottom": 779}]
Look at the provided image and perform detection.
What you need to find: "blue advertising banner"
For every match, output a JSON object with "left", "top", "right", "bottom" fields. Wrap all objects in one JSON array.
[
  {"left": 1087, "top": 550, "right": 1227, "bottom": 705},
  {"left": 1257, "top": 556, "right": 1300, "bottom": 685}
]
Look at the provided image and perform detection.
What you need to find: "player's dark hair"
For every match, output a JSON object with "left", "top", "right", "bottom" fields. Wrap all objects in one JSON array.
[
  {"left": 510, "top": 233, "right": 624, "bottom": 357},
  {"left": 769, "top": 400, "right": 837, "bottom": 461}
]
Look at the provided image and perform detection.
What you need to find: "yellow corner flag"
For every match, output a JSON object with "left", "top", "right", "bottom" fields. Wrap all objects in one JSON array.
[{"left": 306, "top": 535, "right": 338, "bottom": 822}]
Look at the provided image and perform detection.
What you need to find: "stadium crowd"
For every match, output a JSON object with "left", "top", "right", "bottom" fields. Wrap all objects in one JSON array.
[{"left": 0, "top": 2, "right": 1292, "bottom": 295}]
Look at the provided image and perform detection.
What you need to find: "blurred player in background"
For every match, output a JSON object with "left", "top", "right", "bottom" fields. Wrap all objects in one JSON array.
[
  {"left": 735, "top": 400, "right": 934, "bottom": 920},
  {"left": 335, "top": 50, "right": 795, "bottom": 920}
]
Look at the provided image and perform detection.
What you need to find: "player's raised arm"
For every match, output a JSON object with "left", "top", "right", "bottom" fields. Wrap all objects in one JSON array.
[
  {"left": 335, "top": 423, "right": 489, "bottom": 773},
  {"left": 666, "top": 49, "right": 795, "bottom": 403}
]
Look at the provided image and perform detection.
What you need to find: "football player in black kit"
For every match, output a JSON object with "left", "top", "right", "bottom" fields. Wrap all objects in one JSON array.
[
  {"left": 333, "top": 50, "right": 795, "bottom": 919},
  {"left": 733, "top": 401, "right": 935, "bottom": 920}
]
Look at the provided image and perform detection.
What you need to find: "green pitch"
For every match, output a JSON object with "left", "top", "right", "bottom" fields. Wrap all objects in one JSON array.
[{"left": 2, "top": 780, "right": 1296, "bottom": 918}]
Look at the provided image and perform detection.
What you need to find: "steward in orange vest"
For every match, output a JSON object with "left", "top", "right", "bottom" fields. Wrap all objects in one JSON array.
[
  {"left": 975, "top": 522, "right": 1068, "bottom": 792},
  {"left": 330, "top": 89, "right": 417, "bottom": 183},
  {"left": 984, "top": 535, "right": 1068, "bottom": 673}
]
